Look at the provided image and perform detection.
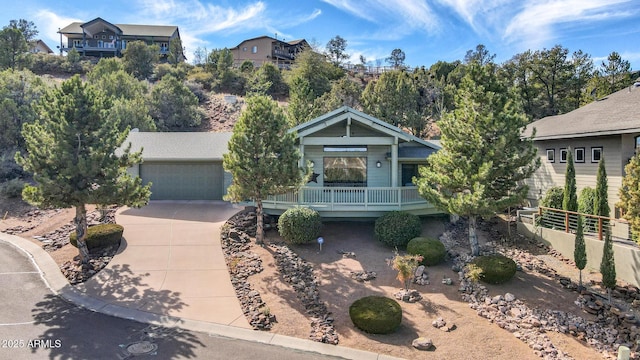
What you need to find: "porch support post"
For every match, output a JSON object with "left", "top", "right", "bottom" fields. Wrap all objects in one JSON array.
[
  {"left": 391, "top": 137, "right": 398, "bottom": 187},
  {"left": 299, "top": 142, "right": 304, "bottom": 204}
]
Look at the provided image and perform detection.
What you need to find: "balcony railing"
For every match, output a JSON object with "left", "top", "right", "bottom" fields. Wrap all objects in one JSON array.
[{"left": 263, "top": 186, "right": 433, "bottom": 213}]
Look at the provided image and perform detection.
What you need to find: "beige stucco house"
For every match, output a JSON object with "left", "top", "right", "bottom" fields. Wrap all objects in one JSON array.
[
  {"left": 523, "top": 82, "right": 640, "bottom": 218},
  {"left": 230, "top": 36, "right": 308, "bottom": 69}
]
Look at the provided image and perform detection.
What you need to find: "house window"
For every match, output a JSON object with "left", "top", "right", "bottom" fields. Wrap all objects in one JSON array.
[
  {"left": 109, "top": 35, "right": 114, "bottom": 40},
  {"left": 559, "top": 148, "right": 567, "bottom": 163},
  {"left": 546, "top": 149, "right": 555, "bottom": 163},
  {"left": 323, "top": 146, "right": 367, "bottom": 152},
  {"left": 323, "top": 157, "right": 367, "bottom": 187},
  {"left": 575, "top": 147, "right": 585, "bottom": 163},
  {"left": 242, "top": 47, "right": 247, "bottom": 52},
  {"left": 401, "top": 164, "right": 420, "bottom": 186},
  {"left": 101, "top": 35, "right": 106, "bottom": 39},
  {"left": 635, "top": 135, "right": 640, "bottom": 154},
  {"left": 94, "top": 35, "right": 99, "bottom": 39},
  {"left": 252, "top": 46, "right": 258, "bottom": 53},
  {"left": 122, "top": 40, "right": 127, "bottom": 49},
  {"left": 72, "top": 39, "right": 83, "bottom": 47},
  {"left": 591, "top": 147, "right": 603, "bottom": 163}
]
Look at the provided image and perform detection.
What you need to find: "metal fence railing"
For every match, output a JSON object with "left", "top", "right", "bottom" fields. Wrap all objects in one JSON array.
[{"left": 536, "top": 206, "right": 632, "bottom": 242}]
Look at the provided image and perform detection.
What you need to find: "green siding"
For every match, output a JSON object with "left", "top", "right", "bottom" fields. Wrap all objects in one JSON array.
[
  {"left": 304, "top": 145, "right": 390, "bottom": 187},
  {"left": 141, "top": 161, "right": 224, "bottom": 200}
]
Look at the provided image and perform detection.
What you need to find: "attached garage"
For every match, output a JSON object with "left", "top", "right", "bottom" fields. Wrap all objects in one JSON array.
[
  {"left": 140, "top": 161, "right": 224, "bottom": 200},
  {"left": 121, "top": 132, "right": 233, "bottom": 201}
]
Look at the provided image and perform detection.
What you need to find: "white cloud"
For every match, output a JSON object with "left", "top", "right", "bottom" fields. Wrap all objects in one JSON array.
[
  {"left": 322, "top": 0, "right": 439, "bottom": 33},
  {"left": 34, "top": 10, "right": 83, "bottom": 44},
  {"left": 503, "top": 0, "right": 635, "bottom": 49}
]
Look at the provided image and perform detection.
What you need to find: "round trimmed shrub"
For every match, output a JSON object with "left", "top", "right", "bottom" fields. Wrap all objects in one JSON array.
[
  {"left": 70, "top": 224, "right": 124, "bottom": 251},
  {"left": 471, "top": 254, "right": 517, "bottom": 284},
  {"left": 374, "top": 211, "right": 421, "bottom": 248},
  {"left": 278, "top": 207, "right": 322, "bottom": 245},
  {"left": 540, "top": 186, "right": 563, "bottom": 209},
  {"left": 407, "top": 237, "right": 446, "bottom": 266},
  {"left": 349, "top": 296, "right": 402, "bottom": 334}
]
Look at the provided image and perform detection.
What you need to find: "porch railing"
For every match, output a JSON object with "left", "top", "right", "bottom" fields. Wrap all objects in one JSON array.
[{"left": 263, "top": 186, "right": 430, "bottom": 210}]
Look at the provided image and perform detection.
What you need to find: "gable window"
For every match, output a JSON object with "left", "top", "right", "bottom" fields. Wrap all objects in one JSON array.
[
  {"left": 94, "top": 35, "right": 99, "bottom": 39},
  {"left": 323, "top": 157, "right": 367, "bottom": 187},
  {"left": 242, "top": 47, "right": 247, "bottom": 52},
  {"left": 575, "top": 147, "right": 585, "bottom": 163},
  {"left": 324, "top": 146, "right": 367, "bottom": 152},
  {"left": 101, "top": 35, "right": 106, "bottom": 39},
  {"left": 546, "top": 149, "right": 555, "bottom": 163},
  {"left": 559, "top": 148, "right": 567, "bottom": 163},
  {"left": 251, "top": 46, "right": 258, "bottom": 53},
  {"left": 591, "top": 147, "right": 602, "bottom": 163}
]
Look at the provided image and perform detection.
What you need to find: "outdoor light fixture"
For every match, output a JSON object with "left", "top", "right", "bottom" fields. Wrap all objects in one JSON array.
[
  {"left": 309, "top": 160, "right": 315, "bottom": 168},
  {"left": 376, "top": 160, "right": 382, "bottom": 168}
]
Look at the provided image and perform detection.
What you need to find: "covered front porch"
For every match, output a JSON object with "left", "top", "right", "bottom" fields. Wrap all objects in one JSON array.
[{"left": 262, "top": 186, "right": 438, "bottom": 217}]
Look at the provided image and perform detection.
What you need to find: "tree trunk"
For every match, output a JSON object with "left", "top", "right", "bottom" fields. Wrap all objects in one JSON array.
[
  {"left": 256, "top": 199, "right": 264, "bottom": 245},
  {"left": 469, "top": 215, "right": 479, "bottom": 256},
  {"left": 74, "top": 204, "right": 90, "bottom": 267},
  {"left": 579, "top": 269, "right": 583, "bottom": 289}
]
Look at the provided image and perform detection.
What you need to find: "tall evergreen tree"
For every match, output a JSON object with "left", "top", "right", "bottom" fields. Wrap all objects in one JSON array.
[
  {"left": 16, "top": 76, "right": 151, "bottom": 266},
  {"left": 122, "top": 40, "right": 159, "bottom": 80},
  {"left": 574, "top": 215, "right": 587, "bottom": 288},
  {"left": 594, "top": 158, "right": 610, "bottom": 218},
  {"left": 618, "top": 152, "right": 640, "bottom": 242},
  {"left": 415, "top": 63, "right": 539, "bottom": 255},
  {"left": 325, "top": 35, "right": 350, "bottom": 66},
  {"left": 600, "top": 227, "right": 616, "bottom": 303},
  {"left": 223, "top": 95, "right": 307, "bottom": 244},
  {"left": 563, "top": 147, "right": 578, "bottom": 215}
]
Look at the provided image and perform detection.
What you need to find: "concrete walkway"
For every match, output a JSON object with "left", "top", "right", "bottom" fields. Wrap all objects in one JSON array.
[{"left": 0, "top": 201, "right": 402, "bottom": 360}]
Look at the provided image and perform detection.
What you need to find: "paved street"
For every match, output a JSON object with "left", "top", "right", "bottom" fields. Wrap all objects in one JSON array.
[{"left": 0, "top": 241, "right": 341, "bottom": 360}]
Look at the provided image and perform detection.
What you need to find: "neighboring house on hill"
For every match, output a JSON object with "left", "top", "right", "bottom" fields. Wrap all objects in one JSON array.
[
  {"left": 122, "top": 107, "right": 441, "bottom": 217},
  {"left": 31, "top": 40, "right": 54, "bottom": 54},
  {"left": 523, "top": 82, "right": 640, "bottom": 218},
  {"left": 58, "top": 17, "right": 182, "bottom": 59},
  {"left": 230, "top": 36, "right": 308, "bottom": 69}
]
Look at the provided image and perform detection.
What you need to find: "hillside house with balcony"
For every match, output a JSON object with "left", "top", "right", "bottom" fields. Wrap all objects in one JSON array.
[
  {"left": 58, "top": 17, "right": 182, "bottom": 59},
  {"left": 230, "top": 36, "right": 308, "bottom": 68}
]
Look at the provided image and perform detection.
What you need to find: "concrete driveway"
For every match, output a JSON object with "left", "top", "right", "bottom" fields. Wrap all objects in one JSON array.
[{"left": 75, "top": 201, "right": 250, "bottom": 328}]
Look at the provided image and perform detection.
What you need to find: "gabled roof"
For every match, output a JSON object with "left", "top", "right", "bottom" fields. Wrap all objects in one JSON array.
[
  {"left": 291, "top": 106, "right": 440, "bottom": 150},
  {"left": 524, "top": 84, "right": 640, "bottom": 140},
  {"left": 121, "top": 132, "right": 232, "bottom": 161},
  {"left": 31, "top": 40, "right": 53, "bottom": 54},
  {"left": 231, "top": 36, "right": 307, "bottom": 50},
  {"left": 59, "top": 18, "right": 178, "bottom": 38}
]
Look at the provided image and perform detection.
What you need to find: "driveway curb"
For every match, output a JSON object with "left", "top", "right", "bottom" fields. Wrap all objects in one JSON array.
[{"left": 0, "top": 231, "right": 404, "bottom": 360}]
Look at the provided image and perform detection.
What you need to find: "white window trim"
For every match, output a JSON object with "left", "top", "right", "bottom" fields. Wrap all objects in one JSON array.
[
  {"left": 591, "top": 147, "right": 603, "bottom": 163},
  {"left": 546, "top": 149, "right": 555, "bottom": 163},
  {"left": 559, "top": 148, "right": 567, "bottom": 163},
  {"left": 575, "top": 147, "right": 585, "bottom": 163}
]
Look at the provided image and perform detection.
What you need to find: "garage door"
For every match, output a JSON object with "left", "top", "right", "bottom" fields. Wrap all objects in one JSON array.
[{"left": 140, "top": 162, "right": 224, "bottom": 200}]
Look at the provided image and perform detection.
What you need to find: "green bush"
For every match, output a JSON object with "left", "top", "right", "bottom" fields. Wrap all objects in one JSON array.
[
  {"left": 0, "top": 178, "right": 25, "bottom": 198},
  {"left": 578, "top": 187, "right": 596, "bottom": 215},
  {"left": 278, "top": 207, "right": 322, "bottom": 245},
  {"left": 471, "top": 254, "right": 517, "bottom": 284},
  {"left": 70, "top": 224, "right": 123, "bottom": 251},
  {"left": 407, "top": 237, "right": 446, "bottom": 266},
  {"left": 374, "top": 211, "right": 421, "bottom": 248},
  {"left": 349, "top": 296, "right": 402, "bottom": 334},
  {"left": 540, "top": 186, "right": 563, "bottom": 209}
]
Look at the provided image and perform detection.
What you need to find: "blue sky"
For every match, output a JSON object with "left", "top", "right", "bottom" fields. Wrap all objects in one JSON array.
[{"left": 3, "top": 0, "right": 640, "bottom": 70}]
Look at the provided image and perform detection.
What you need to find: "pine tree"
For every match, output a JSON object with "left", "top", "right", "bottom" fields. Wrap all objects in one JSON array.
[
  {"left": 600, "top": 227, "right": 616, "bottom": 303},
  {"left": 618, "top": 152, "right": 640, "bottom": 242},
  {"left": 415, "top": 63, "right": 540, "bottom": 256},
  {"left": 563, "top": 147, "right": 578, "bottom": 212},
  {"left": 16, "top": 75, "right": 151, "bottom": 266},
  {"left": 574, "top": 215, "right": 587, "bottom": 289},
  {"left": 223, "top": 95, "right": 307, "bottom": 244}
]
